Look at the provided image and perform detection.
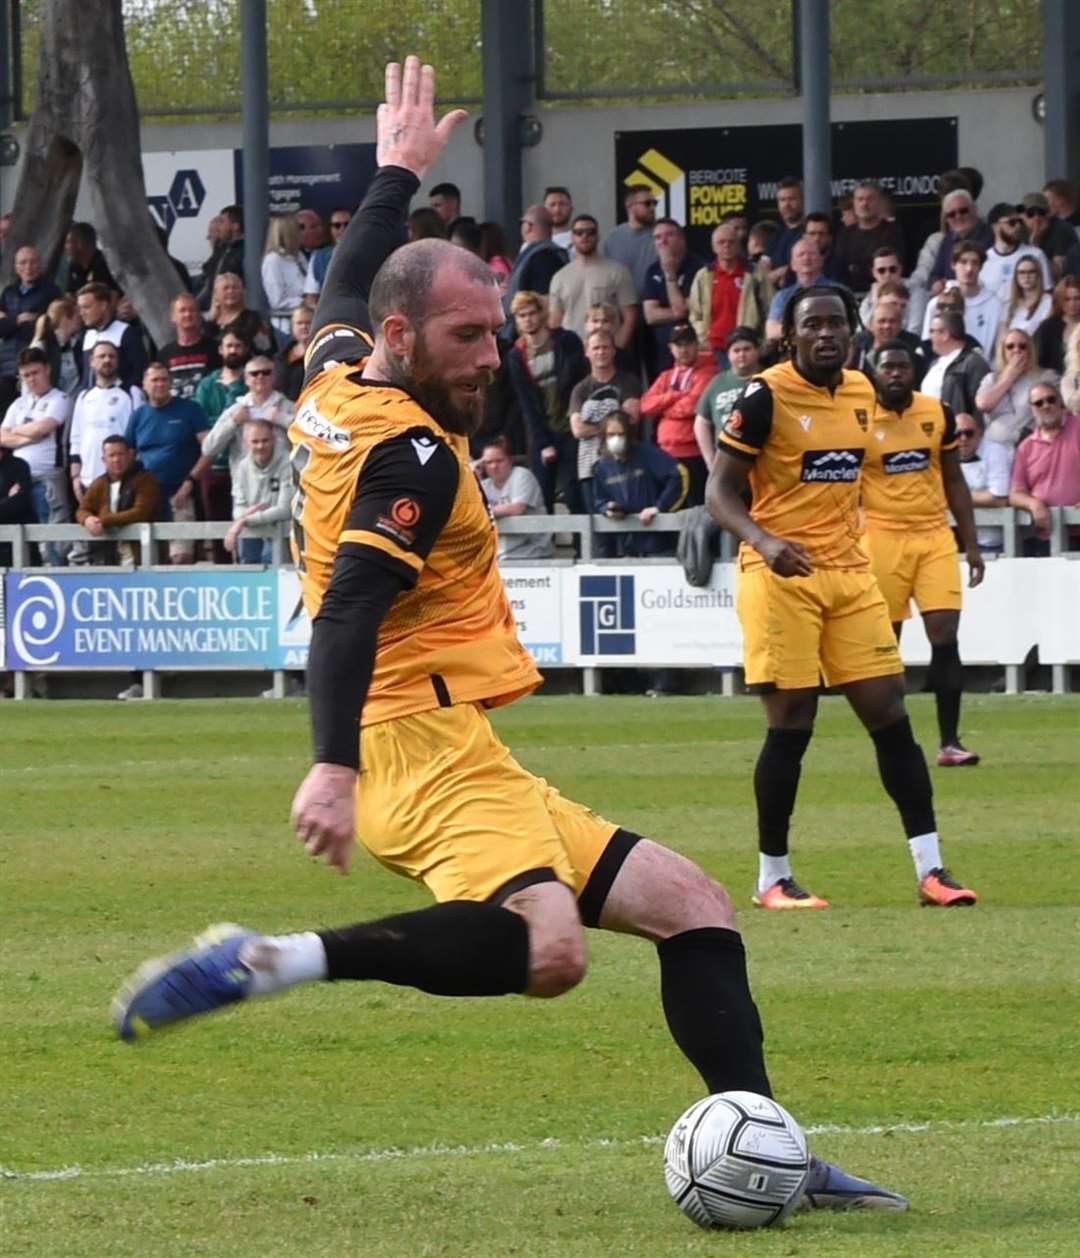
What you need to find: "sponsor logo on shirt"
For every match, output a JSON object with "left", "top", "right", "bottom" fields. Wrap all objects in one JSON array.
[
  {"left": 295, "top": 400, "right": 349, "bottom": 449},
  {"left": 800, "top": 448, "right": 865, "bottom": 482},
  {"left": 882, "top": 448, "right": 931, "bottom": 475},
  {"left": 723, "top": 409, "right": 743, "bottom": 437}
]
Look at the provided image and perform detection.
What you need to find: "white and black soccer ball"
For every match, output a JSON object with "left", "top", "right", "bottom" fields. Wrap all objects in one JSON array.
[{"left": 664, "top": 1091, "right": 810, "bottom": 1230}]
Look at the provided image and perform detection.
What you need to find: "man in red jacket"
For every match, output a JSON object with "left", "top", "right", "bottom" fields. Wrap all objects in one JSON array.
[{"left": 640, "top": 323, "right": 717, "bottom": 505}]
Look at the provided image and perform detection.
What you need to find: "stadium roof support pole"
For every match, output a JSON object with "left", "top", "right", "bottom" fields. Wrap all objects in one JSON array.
[
  {"left": 797, "top": 0, "right": 831, "bottom": 216},
  {"left": 241, "top": 0, "right": 269, "bottom": 312},
  {"left": 481, "top": 0, "right": 535, "bottom": 232},
  {"left": 1042, "top": 0, "right": 1080, "bottom": 186}
]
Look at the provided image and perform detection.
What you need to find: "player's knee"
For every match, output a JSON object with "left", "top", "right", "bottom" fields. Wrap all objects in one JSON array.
[
  {"left": 651, "top": 860, "right": 738, "bottom": 938},
  {"left": 527, "top": 937, "right": 587, "bottom": 998}
]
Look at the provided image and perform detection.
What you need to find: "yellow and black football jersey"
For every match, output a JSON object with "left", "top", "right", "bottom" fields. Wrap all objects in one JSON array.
[
  {"left": 716, "top": 359, "right": 876, "bottom": 568},
  {"left": 289, "top": 321, "right": 541, "bottom": 726},
  {"left": 861, "top": 392, "right": 957, "bottom": 532}
]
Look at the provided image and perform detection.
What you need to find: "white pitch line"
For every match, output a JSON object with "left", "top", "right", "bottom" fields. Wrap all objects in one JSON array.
[{"left": 2, "top": 1113, "right": 1077, "bottom": 1186}]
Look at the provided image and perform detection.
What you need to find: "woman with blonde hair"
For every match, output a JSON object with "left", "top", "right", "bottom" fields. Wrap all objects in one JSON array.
[
  {"left": 208, "top": 271, "right": 273, "bottom": 353},
  {"left": 260, "top": 213, "right": 306, "bottom": 336},
  {"left": 1058, "top": 322, "right": 1080, "bottom": 413},
  {"left": 1004, "top": 256, "right": 1051, "bottom": 336},
  {"left": 31, "top": 295, "right": 81, "bottom": 394},
  {"left": 975, "top": 328, "right": 1055, "bottom": 447}
]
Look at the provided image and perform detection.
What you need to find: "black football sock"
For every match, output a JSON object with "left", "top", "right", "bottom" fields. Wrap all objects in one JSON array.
[
  {"left": 870, "top": 716, "right": 936, "bottom": 839},
  {"left": 754, "top": 728, "right": 813, "bottom": 856},
  {"left": 318, "top": 901, "right": 530, "bottom": 996},
  {"left": 927, "top": 642, "right": 964, "bottom": 746},
  {"left": 657, "top": 927, "right": 772, "bottom": 1097}
]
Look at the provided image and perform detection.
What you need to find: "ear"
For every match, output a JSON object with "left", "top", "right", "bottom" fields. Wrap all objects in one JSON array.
[{"left": 380, "top": 313, "right": 417, "bottom": 360}]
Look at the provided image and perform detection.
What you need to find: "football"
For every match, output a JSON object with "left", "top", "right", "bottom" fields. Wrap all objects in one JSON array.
[{"left": 663, "top": 1090, "right": 810, "bottom": 1229}]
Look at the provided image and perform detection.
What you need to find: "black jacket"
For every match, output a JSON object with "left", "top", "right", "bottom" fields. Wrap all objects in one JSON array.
[
  {"left": 506, "top": 328, "right": 587, "bottom": 450},
  {"left": 0, "top": 448, "right": 35, "bottom": 564}
]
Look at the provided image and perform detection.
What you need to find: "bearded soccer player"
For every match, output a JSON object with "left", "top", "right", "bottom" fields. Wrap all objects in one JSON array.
[
  {"left": 111, "top": 60, "right": 906, "bottom": 1212},
  {"left": 865, "top": 343, "right": 985, "bottom": 766},
  {"left": 707, "top": 286, "right": 977, "bottom": 910}
]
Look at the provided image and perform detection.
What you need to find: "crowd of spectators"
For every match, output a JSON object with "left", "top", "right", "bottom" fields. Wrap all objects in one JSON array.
[{"left": 2, "top": 166, "right": 1079, "bottom": 583}]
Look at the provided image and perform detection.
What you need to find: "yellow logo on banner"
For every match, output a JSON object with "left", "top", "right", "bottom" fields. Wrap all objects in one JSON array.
[{"left": 626, "top": 149, "right": 686, "bottom": 223}]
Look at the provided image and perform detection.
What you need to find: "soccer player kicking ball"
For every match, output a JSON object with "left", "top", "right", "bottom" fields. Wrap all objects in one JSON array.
[
  {"left": 864, "top": 342, "right": 985, "bottom": 767},
  {"left": 707, "top": 287, "right": 977, "bottom": 910},
  {"left": 112, "top": 58, "right": 905, "bottom": 1215}
]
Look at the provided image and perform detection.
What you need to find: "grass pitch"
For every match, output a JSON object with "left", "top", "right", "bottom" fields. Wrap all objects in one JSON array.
[{"left": 2, "top": 693, "right": 1078, "bottom": 1256}]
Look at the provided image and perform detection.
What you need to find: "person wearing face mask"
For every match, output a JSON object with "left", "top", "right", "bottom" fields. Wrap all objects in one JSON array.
[{"left": 591, "top": 411, "right": 684, "bottom": 557}]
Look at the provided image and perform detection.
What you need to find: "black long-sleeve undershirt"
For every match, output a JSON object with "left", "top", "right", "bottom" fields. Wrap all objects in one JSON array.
[
  {"left": 311, "top": 165, "right": 420, "bottom": 343},
  {"left": 307, "top": 550, "right": 410, "bottom": 769}
]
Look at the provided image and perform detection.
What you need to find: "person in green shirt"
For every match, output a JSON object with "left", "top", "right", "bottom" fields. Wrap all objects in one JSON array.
[{"left": 693, "top": 325, "right": 761, "bottom": 470}]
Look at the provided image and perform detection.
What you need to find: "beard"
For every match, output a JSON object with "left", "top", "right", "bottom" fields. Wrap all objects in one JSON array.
[
  {"left": 386, "top": 331, "right": 492, "bottom": 436},
  {"left": 222, "top": 353, "right": 246, "bottom": 369}
]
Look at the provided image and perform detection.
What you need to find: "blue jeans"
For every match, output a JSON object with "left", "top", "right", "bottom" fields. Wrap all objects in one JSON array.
[
  {"left": 238, "top": 536, "right": 273, "bottom": 564},
  {"left": 31, "top": 474, "right": 71, "bottom": 566}
]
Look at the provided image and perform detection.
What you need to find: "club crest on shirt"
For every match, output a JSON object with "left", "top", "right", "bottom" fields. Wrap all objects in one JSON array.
[
  {"left": 855, "top": 408, "right": 869, "bottom": 431},
  {"left": 921, "top": 421, "right": 935, "bottom": 436}
]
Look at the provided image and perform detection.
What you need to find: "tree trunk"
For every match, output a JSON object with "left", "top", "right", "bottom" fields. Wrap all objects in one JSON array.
[{"left": 2, "top": 0, "right": 178, "bottom": 347}]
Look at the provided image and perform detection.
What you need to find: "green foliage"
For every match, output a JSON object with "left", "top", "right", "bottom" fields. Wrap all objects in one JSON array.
[
  {"left": 16, "top": 0, "right": 1041, "bottom": 120},
  {"left": 1, "top": 693, "right": 1078, "bottom": 1255}
]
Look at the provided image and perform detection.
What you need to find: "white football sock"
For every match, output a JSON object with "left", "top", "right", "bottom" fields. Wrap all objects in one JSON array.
[
  {"left": 239, "top": 931, "right": 327, "bottom": 995},
  {"left": 758, "top": 854, "right": 793, "bottom": 893},
  {"left": 907, "top": 832, "right": 942, "bottom": 880}
]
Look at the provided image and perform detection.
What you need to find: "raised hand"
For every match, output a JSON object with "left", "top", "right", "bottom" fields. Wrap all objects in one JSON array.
[{"left": 376, "top": 56, "right": 468, "bottom": 180}]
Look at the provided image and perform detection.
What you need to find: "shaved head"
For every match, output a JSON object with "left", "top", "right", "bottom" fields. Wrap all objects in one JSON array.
[{"left": 369, "top": 239, "right": 498, "bottom": 330}]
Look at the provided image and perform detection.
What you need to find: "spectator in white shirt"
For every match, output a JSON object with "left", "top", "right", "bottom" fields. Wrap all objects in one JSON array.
[
  {"left": 69, "top": 340, "right": 145, "bottom": 502},
  {"left": 75, "top": 282, "right": 148, "bottom": 391},
  {"left": 192, "top": 355, "right": 293, "bottom": 482},
  {"left": 479, "top": 437, "right": 554, "bottom": 560},
  {"left": 261, "top": 214, "right": 307, "bottom": 337},
  {"left": 956, "top": 412, "right": 1013, "bottom": 552},
  {"left": 1, "top": 347, "right": 73, "bottom": 563},
  {"left": 922, "top": 241, "right": 1001, "bottom": 360},
  {"left": 1002, "top": 255, "right": 1052, "bottom": 338},
  {"left": 981, "top": 203, "right": 1052, "bottom": 304},
  {"left": 224, "top": 420, "right": 292, "bottom": 563}
]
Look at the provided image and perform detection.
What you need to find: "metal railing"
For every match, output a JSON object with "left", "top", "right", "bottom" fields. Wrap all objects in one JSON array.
[{"left": 1, "top": 508, "right": 1077, "bottom": 700}]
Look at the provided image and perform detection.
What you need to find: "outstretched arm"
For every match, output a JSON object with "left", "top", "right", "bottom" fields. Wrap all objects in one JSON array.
[{"left": 312, "top": 58, "right": 469, "bottom": 341}]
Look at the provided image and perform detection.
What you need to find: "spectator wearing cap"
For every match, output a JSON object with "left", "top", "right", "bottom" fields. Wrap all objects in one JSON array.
[
  {"left": 1021, "top": 192, "right": 1076, "bottom": 279},
  {"left": 429, "top": 182, "right": 461, "bottom": 226},
  {"left": 640, "top": 323, "right": 717, "bottom": 507},
  {"left": 981, "top": 203, "right": 1053, "bottom": 304},
  {"left": 1009, "top": 380, "right": 1080, "bottom": 549},
  {"left": 927, "top": 189, "right": 994, "bottom": 292},
  {"left": 763, "top": 236, "right": 846, "bottom": 341},
  {"left": 640, "top": 219, "right": 706, "bottom": 382},
  {"left": 694, "top": 326, "right": 760, "bottom": 470}
]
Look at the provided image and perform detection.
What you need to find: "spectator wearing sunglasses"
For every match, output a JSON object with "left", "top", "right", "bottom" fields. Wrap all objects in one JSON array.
[
  {"left": 303, "top": 207, "right": 353, "bottom": 309},
  {"left": 1020, "top": 192, "right": 1076, "bottom": 280},
  {"left": 1009, "top": 382, "right": 1080, "bottom": 547},
  {"left": 602, "top": 184, "right": 659, "bottom": 294},
  {"left": 975, "top": 329, "right": 1055, "bottom": 448},
  {"left": 956, "top": 412, "right": 1013, "bottom": 553},
  {"left": 858, "top": 247, "right": 914, "bottom": 328},
  {"left": 927, "top": 190, "right": 994, "bottom": 292},
  {"left": 547, "top": 216, "right": 639, "bottom": 351},
  {"left": 194, "top": 355, "right": 294, "bottom": 484},
  {"left": 981, "top": 203, "right": 1053, "bottom": 305}
]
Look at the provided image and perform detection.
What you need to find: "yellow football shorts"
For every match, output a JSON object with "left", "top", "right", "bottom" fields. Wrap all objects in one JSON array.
[
  {"left": 356, "top": 702, "right": 619, "bottom": 905},
  {"left": 736, "top": 562, "right": 902, "bottom": 690},
  {"left": 863, "top": 525, "right": 962, "bottom": 623}
]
